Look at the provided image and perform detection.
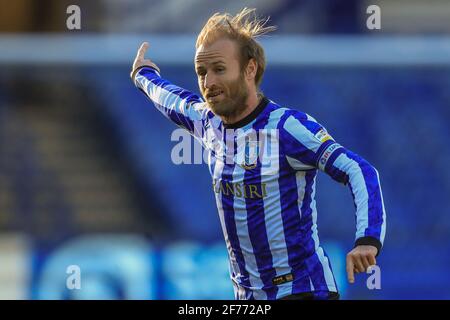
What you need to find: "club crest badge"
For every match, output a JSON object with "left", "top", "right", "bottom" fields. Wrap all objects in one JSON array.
[{"left": 241, "top": 139, "right": 258, "bottom": 170}]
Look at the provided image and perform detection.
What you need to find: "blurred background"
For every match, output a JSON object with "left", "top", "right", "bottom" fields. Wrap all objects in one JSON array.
[{"left": 1, "top": 0, "right": 450, "bottom": 299}]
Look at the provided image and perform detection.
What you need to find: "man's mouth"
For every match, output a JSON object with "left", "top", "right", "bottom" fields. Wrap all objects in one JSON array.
[{"left": 206, "top": 90, "right": 224, "bottom": 99}]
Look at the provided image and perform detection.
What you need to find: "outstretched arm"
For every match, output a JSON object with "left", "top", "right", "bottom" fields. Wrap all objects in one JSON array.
[
  {"left": 281, "top": 112, "right": 386, "bottom": 284},
  {"left": 130, "top": 42, "right": 210, "bottom": 137}
]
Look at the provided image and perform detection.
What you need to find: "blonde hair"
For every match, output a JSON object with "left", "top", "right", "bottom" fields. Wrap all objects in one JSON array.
[{"left": 196, "top": 8, "right": 276, "bottom": 87}]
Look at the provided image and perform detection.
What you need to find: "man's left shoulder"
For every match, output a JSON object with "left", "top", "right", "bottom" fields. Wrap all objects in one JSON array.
[
  {"left": 261, "top": 100, "right": 308, "bottom": 128},
  {"left": 265, "top": 104, "right": 316, "bottom": 128},
  {"left": 274, "top": 107, "right": 334, "bottom": 144}
]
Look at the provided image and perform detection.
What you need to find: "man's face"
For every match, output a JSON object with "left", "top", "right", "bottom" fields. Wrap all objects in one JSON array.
[{"left": 195, "top": 38, "right": 249, "bottom": 119}]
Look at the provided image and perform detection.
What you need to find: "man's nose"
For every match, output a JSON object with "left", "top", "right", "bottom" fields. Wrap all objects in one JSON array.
[{"left": 203, "top": 72, "right": 217, "bottom": 90}]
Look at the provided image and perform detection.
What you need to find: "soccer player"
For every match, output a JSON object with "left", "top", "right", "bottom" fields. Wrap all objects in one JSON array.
[{"left": 130, "top": 8, "right": 386, "bottom": 300}]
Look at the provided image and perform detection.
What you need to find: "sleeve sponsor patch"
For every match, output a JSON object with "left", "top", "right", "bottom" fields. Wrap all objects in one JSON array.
[
  {"left": 318, "top": 142, "right": 341, "bottom": 171},
  {"left": 314, "top": 128, "right": 333, "bottom": 143}
]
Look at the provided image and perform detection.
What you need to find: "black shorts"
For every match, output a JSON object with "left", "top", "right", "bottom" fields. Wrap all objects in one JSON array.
[{"left": 279, "top": 291, "right": 340, "bottom": 300}]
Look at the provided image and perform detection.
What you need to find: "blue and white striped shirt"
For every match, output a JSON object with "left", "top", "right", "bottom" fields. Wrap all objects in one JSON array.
[{"left": 134, "top": 67, "right": 387, "bottom": 300}]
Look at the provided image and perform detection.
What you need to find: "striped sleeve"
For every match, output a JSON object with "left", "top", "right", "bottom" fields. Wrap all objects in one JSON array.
[
  {"left": 281, "top": 112, "right": 386, "bottom": 254},
  {"left": 134, "top": 66, "right": 210, "bottom": 138}
]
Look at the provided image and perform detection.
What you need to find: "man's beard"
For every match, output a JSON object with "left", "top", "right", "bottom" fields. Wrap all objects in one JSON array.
[{"left": 204, "top": 73, "right": 249, "bottom": 119}]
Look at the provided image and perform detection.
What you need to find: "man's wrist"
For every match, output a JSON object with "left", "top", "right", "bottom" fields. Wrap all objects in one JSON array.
[
  {"left": 354, "top": 236, "right": 382, "bottom": 257},
  {"left": 131, "top": 65, "right": 160, "bottom": 82}
]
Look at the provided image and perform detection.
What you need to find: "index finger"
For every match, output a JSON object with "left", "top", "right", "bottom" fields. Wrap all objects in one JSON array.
[
  {"left": 346, "top": 256, "right": 355, "bottom": 284},
  {"left": 137, "top": 42, "right": 149, "bottom": 59}
]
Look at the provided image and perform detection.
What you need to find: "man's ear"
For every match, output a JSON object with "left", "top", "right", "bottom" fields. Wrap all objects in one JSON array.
[{"left": 245, "top": 58, "right": 258, "bottom": 81}]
